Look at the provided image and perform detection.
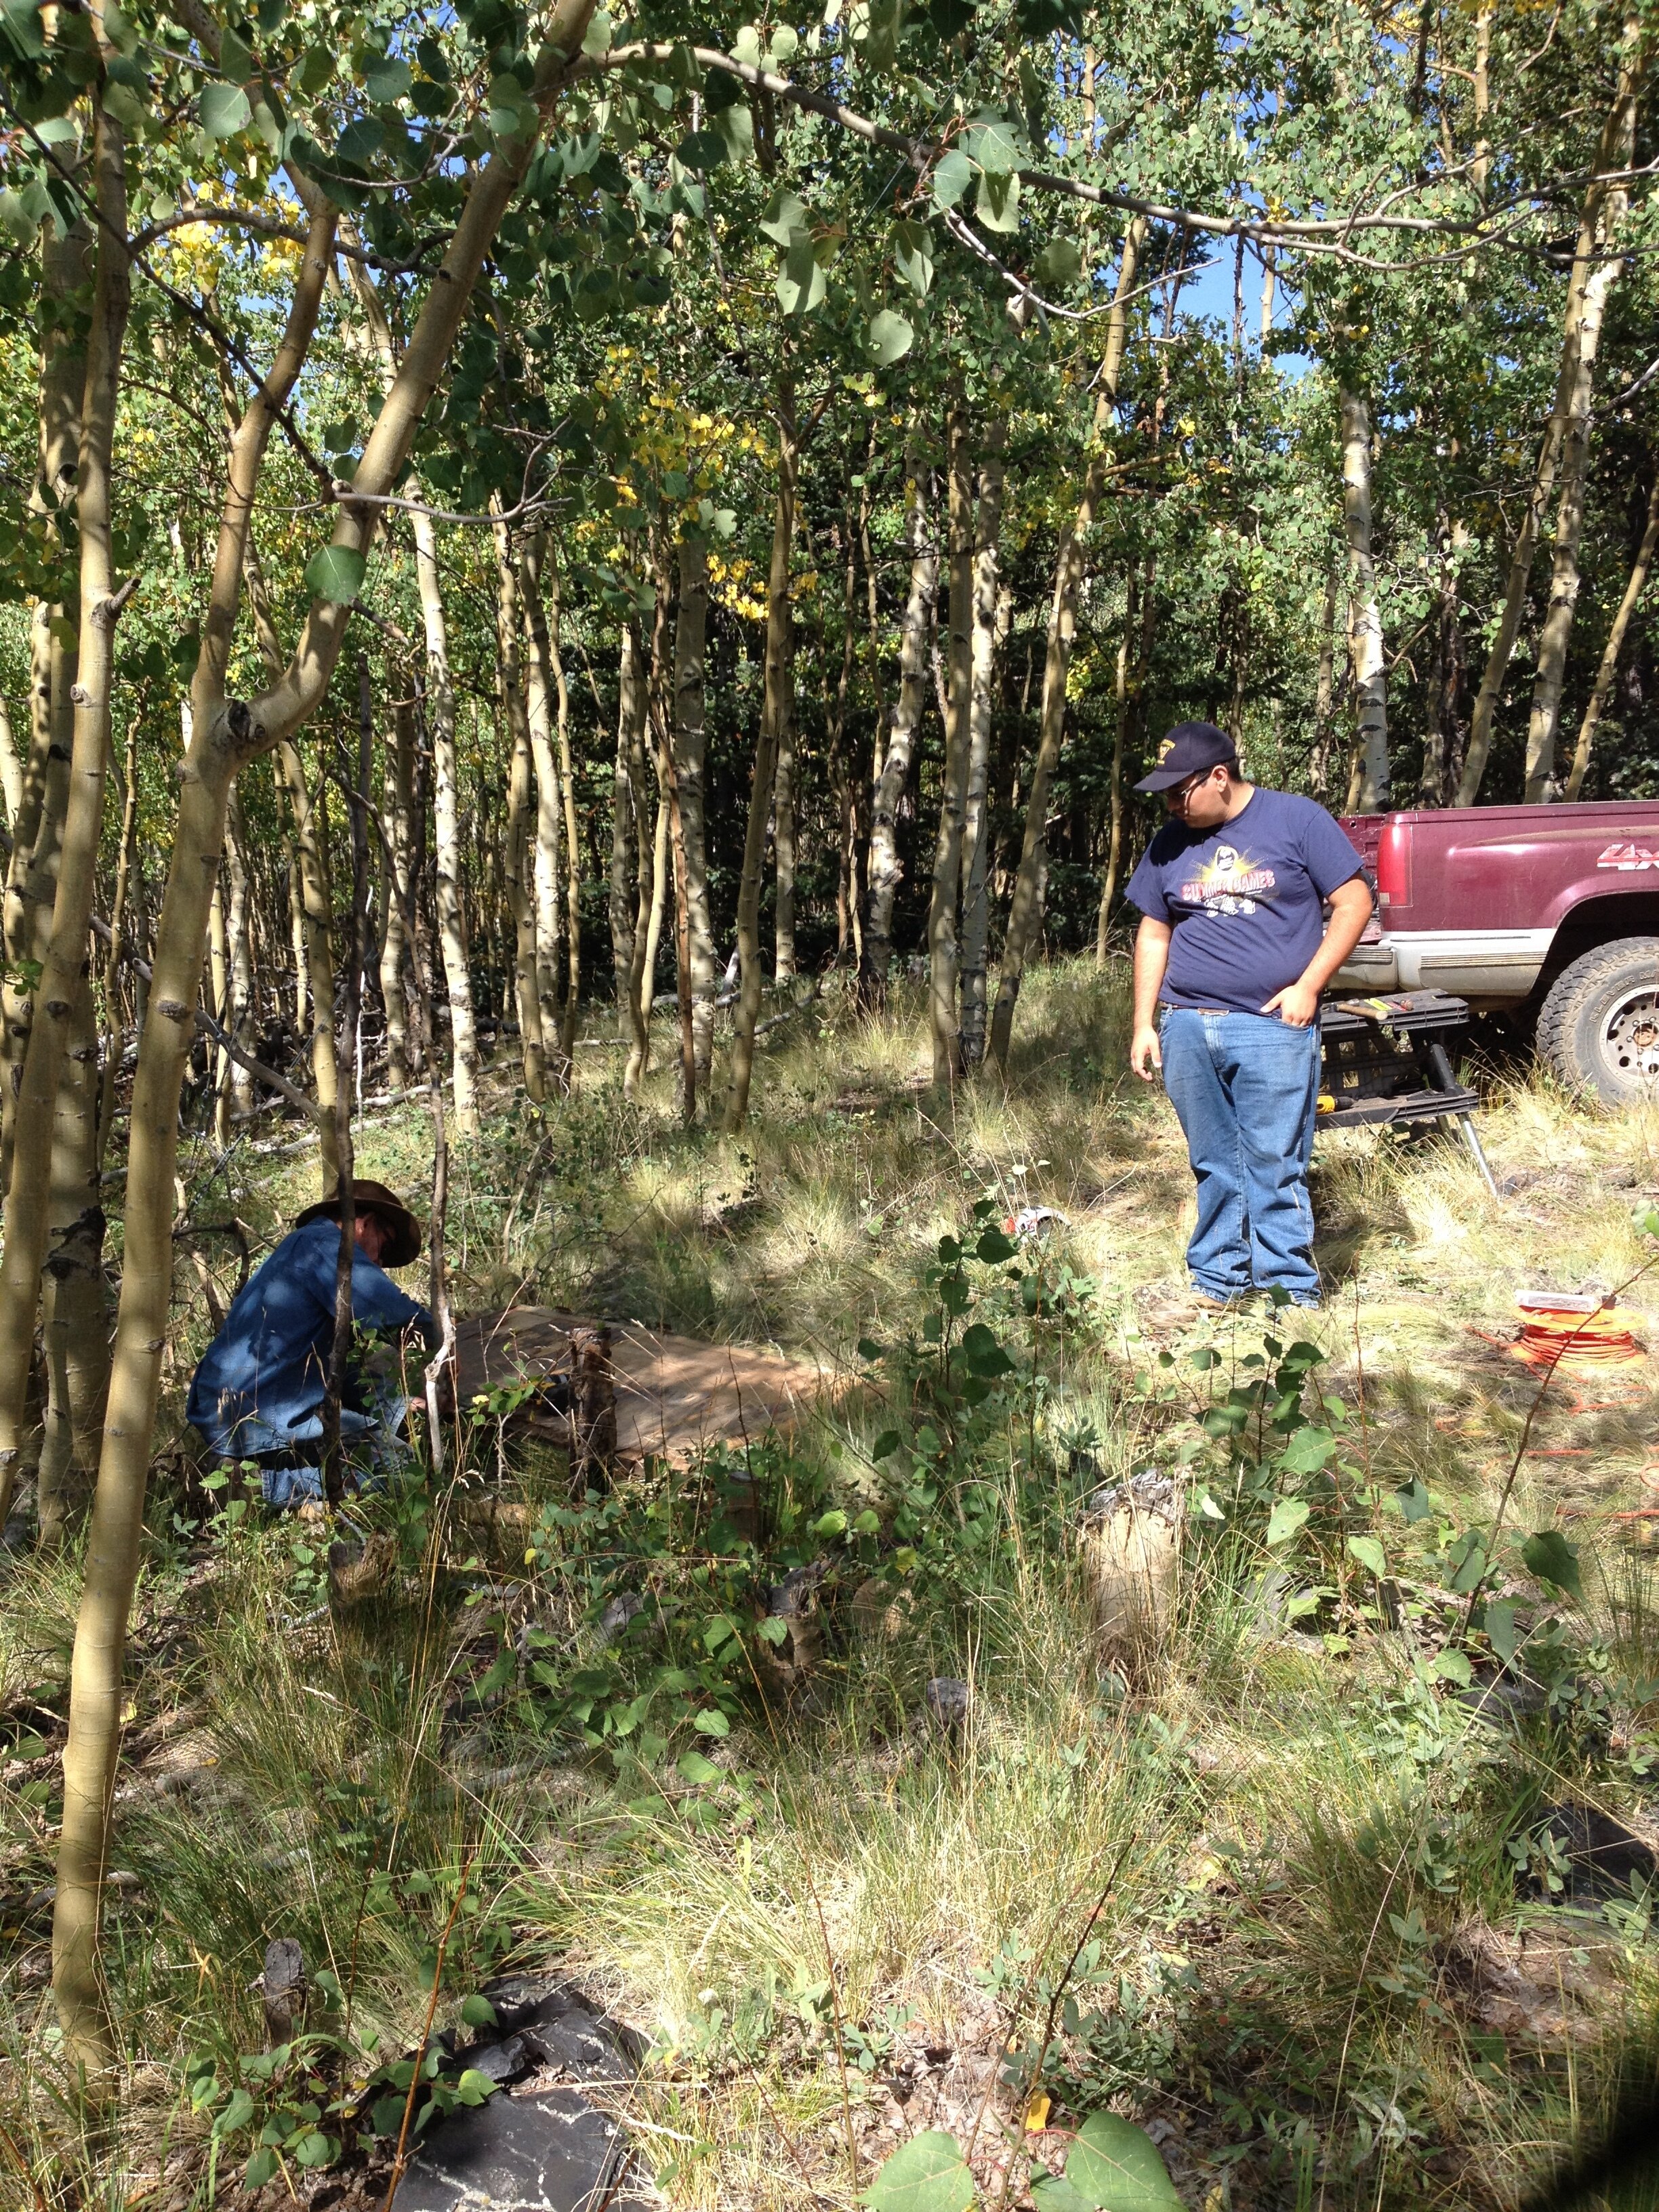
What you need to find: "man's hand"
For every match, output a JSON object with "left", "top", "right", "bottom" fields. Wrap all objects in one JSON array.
[
  {"left": 1130, "top": 1023, "right": 1163, "bottom": 1079},
  {"left": 1262, "top": 979, "right": 1320, "bottom": 1027}
]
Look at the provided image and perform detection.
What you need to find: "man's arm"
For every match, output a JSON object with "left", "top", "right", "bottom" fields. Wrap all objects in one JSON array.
[
  {"left": 1261, "top": 875, "right": 1374, "bottom": 1025},
  {"left": 1130, "top": 916, "right": 1173, "bottom": 1079}
]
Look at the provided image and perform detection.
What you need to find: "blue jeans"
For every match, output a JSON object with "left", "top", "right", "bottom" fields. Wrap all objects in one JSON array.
[{"left": 1159, "top": 1009, "right": 1322, "bottom": 1306}]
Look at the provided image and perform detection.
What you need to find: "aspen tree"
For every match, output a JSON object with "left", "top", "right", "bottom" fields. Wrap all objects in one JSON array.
[
  {"left": 613, "top": 620, "right": 654, "bottom": 1095},
  {"left": 1340, "top": 388, "right": 1390, "bottom": 811},
  {"left": 926, "top": 405, "right": 975, "bottom": 1091},
  {"left": 1564, "top": 469, "right": 1659, "bottom": 800},
  {"left": 672, "top": 533, "right": 716, "bottom": 1099},
  {"left": 495, "top": 511, "right": 546, "bottom": 1099},
  {"left": 53, "top": 0, "right": 600, "bottom": 2064},
  {"left": 989, "top": 218, "right": 1143, "bottom": 1072},
  {"left": 379, "top": 701, "right": 416, "bottom": 1089},
  {"left": 958, "top": 421, "right": 1006, "bottom": 1069},
  {"left": 727, "top": 380, "right": 798, "bottom": 1130},
  {"left": 859, "top": 445, "right": 937, "bottom": 1009},
  {"left": 522, "top": 529, "right": 571, "bottom": 1088}
]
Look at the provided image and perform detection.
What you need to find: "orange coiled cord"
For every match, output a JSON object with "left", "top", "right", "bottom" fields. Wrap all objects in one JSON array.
[{"left": 1509, "top": 1304, "right": 1647, "bottom": 1370}]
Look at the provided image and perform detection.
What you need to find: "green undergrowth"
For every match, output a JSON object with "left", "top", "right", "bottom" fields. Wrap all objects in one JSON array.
[{"left": 5, "top": 961, "right": 1659, "bottom": 2208}]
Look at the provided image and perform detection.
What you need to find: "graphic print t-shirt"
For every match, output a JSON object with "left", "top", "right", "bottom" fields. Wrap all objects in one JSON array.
[{"left": 1124, "top": 790, "right": 1365, "bottom": 1016}]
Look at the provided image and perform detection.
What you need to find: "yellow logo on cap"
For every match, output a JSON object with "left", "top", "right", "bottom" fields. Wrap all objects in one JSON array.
[{"left": 1157, "top": 736, "right": 1176, "bottom": 762}]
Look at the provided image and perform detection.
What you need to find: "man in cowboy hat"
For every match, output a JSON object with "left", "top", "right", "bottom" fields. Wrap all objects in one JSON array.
[{"left": 188, "top": 1180, "right": 436, "bottom": 1507}]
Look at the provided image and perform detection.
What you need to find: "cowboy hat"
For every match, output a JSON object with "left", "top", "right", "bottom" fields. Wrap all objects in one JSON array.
[{"left": 294, "top": 1179, "right": 422, "bottom": 1268}]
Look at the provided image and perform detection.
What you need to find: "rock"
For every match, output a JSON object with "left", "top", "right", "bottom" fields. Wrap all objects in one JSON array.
[
  {"left": 328, "top": 1531, "right": 398, "bottom": 1607},
  {"left": 1519, "top": 1802, "right": 1659, "bottom": 1906},
  {"left": 262, "top": 1936, "right": 306, "bottom": 2045},
  {"left": 394, "top": 2085, "right": 649, "bottom": 2210},
  {"left": 1080, "top": 1471, "right": 1181, "bottom": 1657},
  {"left": 1457, "top": 1671, "right": 1549, "bottom": 1727},
  {"left": 922, "top": 1677, "right": 970, "bottom": 1731},
  {"left": 596, "top": 1591, "right": 647, "bottom": 1645},
  {"left": 462, "top": 2034, "right": 533, "bottom": 2087}
]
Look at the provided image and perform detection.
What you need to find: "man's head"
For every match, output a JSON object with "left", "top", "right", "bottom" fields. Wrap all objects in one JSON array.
[
  {"left": 293, "top": 1179, "right": 422, "bottom": 1267},
  {"left": 1134, "top": 721, "right": 1242, "bottom": 829}
]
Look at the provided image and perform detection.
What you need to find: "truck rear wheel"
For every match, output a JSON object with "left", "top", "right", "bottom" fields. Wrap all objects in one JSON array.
[{"left": 1538, "top": 938, "right": 1659, "bottom": 1106}]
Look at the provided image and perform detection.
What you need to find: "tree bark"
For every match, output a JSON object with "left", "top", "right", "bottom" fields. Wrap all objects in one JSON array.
[
  {"left": 928, "top": 405, "right": 976, "bottom": 1090},
  {"left": 36, "top": 968, "right": 105, "bottom": 1551},
  {"left": 1523, "top": 37, "right": 1640, "bottom": 801},
  {"left": 379, "top": 701, "right": 415, "bottom": 1090},
  {"left": 614, "top": 619, "right": 653, "bottom": 1095},
  {"left": 52, "top": 7, "right": 598, "bottom": 2058},
  {"left": 859, "top": 447, "right": 937, "bottom": 1010},
  {"left": 772, "top": 415, "right": 800, "bottom": 984},
  {"left": 958, "top": 422, "right": 1006, "bottom": 1069},
  {"left": 519, "top": 533, "right": 569, "bottom": 1088},
  {"left": 274, "top": 736, "right": 340, "bottom": 1185},
  {"left": 1340, "top": 388, "right": 1389, "bottom": 811},
  {"left": 672, "top": 535, "right": 716, "bottom": 1100},
  {"left": 1456, "top": 46, "right": 1643, "bottom": 804},
  {"left": 1564, "top": 466, "right": 1659, "bottom": 800},
  {"left": 727, "top": 381, "right": 798, "bottom": 1131},
  {"left": 1094, "top": 576, "right": 1137, "bottom": 960},
  {"left": 0, "top": 96, "right": 130, "bottom": 1534},
  {"left": 496, "top": 517, "right": 546, "bottom": 1100},
  {"left": 224, "top": 790, "right": 255, "bottom": 1115},
  {"left": 989, "top": 218, "right": 1145, "bottom": 1071}
]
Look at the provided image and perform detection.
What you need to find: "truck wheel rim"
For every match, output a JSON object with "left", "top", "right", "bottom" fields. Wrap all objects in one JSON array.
[{"left": 1603, "top": 987, "right": 1659, "bottom": 1082}]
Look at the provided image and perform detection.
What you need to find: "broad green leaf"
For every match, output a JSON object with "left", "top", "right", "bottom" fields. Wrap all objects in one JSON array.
[
  {"left": 965, "top": 114, "right": 1023, "bottom": 175},
  {"left": 1446, "top": 1532, "right": 1488, "bottom": 1595},
  {"left": 1430, "top": 1646, "right": 1472, "bottom": 1687},
  {"left": 304, "top": 545, "right": 367, "bottom": 602},
  {"left": 245, "top": 2149, "right": 278, "bottom": 2188},
  {"left": 814, "top": 1509, "right": 850, "bottom": 1536},
  {"left": 219, "top": 26, "right": 255, "bottom": 79},
  {"left": 1264, "top": 1497, "right": 1310, "bottom": 1547},
  {"left": 1063, "top": 2112, "right": 1182, "bottom": 2208},
  {"left": 872, "top": 1429, "right": 902, "bottom": 1458},
  {"left": 364, "top": 54, "right": 411, "bottom": 103},
  {"left": 1393, "top": 1478, "right": 1433, "bottom": 1524},
  {"left": 1521, "top": 1528, "right": 1581, "bottom": 1602},
  {"left": 859, "top": 2129, "right": 977, "bottom": 2211},
  {"left": 760, "top": 188, "right": 811, "bottom": 247},
  {"left": 102, "top": 75, "right": 146, "bottom": 129},
  {"left": 459, "top": 1994, "right": 498, "bottom": 2028},
  {"left": 215, "top": 2087, "right": 256, "bottom": 2135},
  {"left": 199, "top": 82, "right": 252, "bottom": 138},
  {"left": 1634, "top": 1202, "right": 1659, "bottom": 1240},
  {"left": 931, "top": 148, "right": 973, "bottom": 209},
  {"left": 0, "top": 0, "right": 46, "bottom": 60},
  {"left": 1031, "top": 2179, "right": 1092, "bottom": 2211},
  {"left": 767, "top": 22, "right": 799, "bottom": 60},
  {"left": 676, "top": 129, "right": 728, "bottom": 172},
  {"left": 693, "top": 1707, "right": 731, "bottom": 1736},
  {"left": 713, "top": 100, "right": 754, "bottom": 163},
  {"left": 454, "top": 2069, "right": 497, "bottom": 2106},
  {"left": 1280, "top": 1425, "right": 1334, "bottom": 1474},
  {"left": 731, "top": 22, "right": 763, "bottom": 65},
  {"left": 976, "top": 168, "right": 1020, "bottom": 233},
  {"left": 677, "top": 1748, "right": 722, "bottom": 1783},
  {"left": 1481, "top": 1598, "right": 1519, "bottom": 1664},
  {"left": 0, "top": 188, "right": 32, "bottom": 243},
  {"left": 291, "top": 2132, "right": 334, "bottom": 2168},
  {"left": 1034, "top": 237, "right": 1082, "bottom": 287},
  {"left": 335, "top": 116, "right": 384, "bottom": 164},
  {"left": 581, "top": 9, "right": 613, "bottom": 56},
  {"left": 894, "top": 218, "right": 934, "bottom": 295},
  {"left": 1346, "top": 1535, "right": 1387, "bottom": 1578},
  {"left": 777, "top": 239, "right": 825, "bottom": 314}
]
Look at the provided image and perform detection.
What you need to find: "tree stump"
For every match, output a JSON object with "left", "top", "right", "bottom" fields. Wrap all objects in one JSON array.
[
  {"left": 1079, "top": 1472, "right": 1181, "bottom": 1663},
  {"left": 262, "top": 1936, "right": 306, "bottom": 2045},
  {"left": 569, "top": 1325, "right": 615, "bottom": 1499}
]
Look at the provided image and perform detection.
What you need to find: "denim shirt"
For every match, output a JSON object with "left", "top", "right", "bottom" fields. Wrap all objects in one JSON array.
[{"left": 187, "top": 1218, "right": 435, "bottom": 1458}]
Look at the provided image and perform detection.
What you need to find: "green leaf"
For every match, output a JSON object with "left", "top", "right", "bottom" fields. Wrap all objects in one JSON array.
[
  {"left": 1346, "top": 1535, "right": 1387, "bottom": 1578},
  {"left": 976, "top": 168, "right": 1021, "bottom": 233},
  {"left": 459, "top": 1994, "right": 498, "bottom": 2028},
  {"left": 291, "top": 2131, "right": 335, "bottom": 2169},
  {"left": 220, "top": 25, "right": 255, "bottom": 80},
  {"left": 965, "top": 112, "right": 1024, "bottom": 174},
  {"left": 1634, "top": 1202, "right": 1659, "bottom": 1241},
  {"left": 1031, "top": 2179, "right": 1093, "bottom": 2212},
  {"left": 103, "top": 78, "right": 148, "bottom": 130},
  {"left": 1393, "top": 1478, "right": 1433, "bottom": 1524},
  {"left": 859, "top": 2128, "right": 977, "bottom": 2211},
  {"left": 759, "top": 188, "right": 811, "bottom": 247},
  {"left": 677, "top": 1748, "right": 722, "bottom": 1784},
  {"left": 1063, "top": 2112, "right": 1182, "bottom": 2208},
  {"left": 0, "top": 0, "right": 46, "bottom": 60},
  {"left": 756, "top": 1615, "right": 790, "bottom": 1644},
  {"left": 199, "top": 82, "right": 252, "bottom": 138},
  {"left": 336, "top": 115, "right": 384, "bottom": 164},
  {"left": 245, "top": 2149, "right": 279, "bottom": 2188},
  {"left": 1280, "top": 1425, "right": 1334, "bottom": 1475},
  {"left": 1481, "top": 1598, "right": 1519, "bottom": 1664},
  {"left": 776, "top": 240, "right": 825, "bottom": 315},
  {"left": 1430, "top": 1646, "right": 1473, "bottom": 1687},
  {"left": 1265, "top": 1497, "right": 1311, "bottom": 1548},
  {"left": 1521, "top": 1528, "right": 1581, "bottom": 1602},
  {"left": 0, "top": 188, "right": 35, "bottom": 243},
  {"left": 894, "top": 219, "right": 934, "bottom": 296},
  {"left": 582, "top": 9, "right": 613, "bottom": 55},
  {"left": 364, "top": 54, "right": 412, "bottom": 103},
  {"left": 454, "top": 2068, "right": 497, "bottom": 2107},
  {"left": 1033, "top": 237, "right": 1082, "bottom": 287},
  {"left": 693, "top": 1707, "right": 731, "bottom": 1737},
  {"left": 215, "top": 2087, "right": 256, "bottom": 2135},
  {"left": 304, "top": 544, "right": 367, "bottom": 602},
  {"left": 1446, "top": 1532, "right": 1488, "bottom": 1595},
  {"left": 814, "top": 1509, "right": 850, "bottom": 1537},
  {"left": 676, "top": 128, "right": 727, "bottom": 172},
  {"left": 872, "top": 1429, "right": 902, "bottom": 1459},
  {"left": 931, "top": 148, "right": 973, "bottom": 209}
]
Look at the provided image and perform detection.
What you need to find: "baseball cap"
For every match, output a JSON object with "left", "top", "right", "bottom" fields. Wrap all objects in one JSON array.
[{"left": 1133, "top": 720, "right": 1238, "bottom": 793}]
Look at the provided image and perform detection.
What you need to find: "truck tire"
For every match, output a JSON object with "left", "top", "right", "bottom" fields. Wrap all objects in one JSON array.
[{"left": 1538, "top": 938, "right": 1659, "bottom": 1106}]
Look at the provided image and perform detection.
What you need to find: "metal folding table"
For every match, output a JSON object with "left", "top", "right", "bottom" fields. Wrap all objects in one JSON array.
[{"left": 1317, "top": 989, "right": 1498, "bottom": 1197}]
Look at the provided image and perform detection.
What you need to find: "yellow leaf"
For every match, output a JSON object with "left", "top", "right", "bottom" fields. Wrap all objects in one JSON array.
[{"left": 1023, "top": 2090, "right": 1050, "bottom": 2133}]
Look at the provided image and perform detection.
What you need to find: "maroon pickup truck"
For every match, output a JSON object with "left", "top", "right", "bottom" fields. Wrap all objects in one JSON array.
[{"left": 1336, "top": 800, "right": 1659, "bottom": 1107}]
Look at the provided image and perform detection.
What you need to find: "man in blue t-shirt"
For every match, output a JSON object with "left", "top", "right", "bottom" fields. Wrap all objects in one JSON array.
[{"left": 1124, "top": 722, "right": 1372, "bottom": 1310}]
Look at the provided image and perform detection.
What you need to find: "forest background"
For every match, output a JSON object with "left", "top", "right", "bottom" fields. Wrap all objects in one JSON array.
[{"left": 1, "top": 0, "right": 1658, "bottom": 2204}]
